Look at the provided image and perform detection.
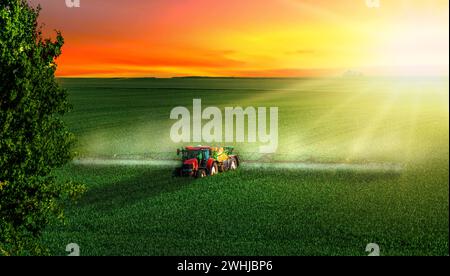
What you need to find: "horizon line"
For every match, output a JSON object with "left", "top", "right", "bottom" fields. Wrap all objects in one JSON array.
[{"left": 56, "top": 75, "right": 450, "bottom": 79}]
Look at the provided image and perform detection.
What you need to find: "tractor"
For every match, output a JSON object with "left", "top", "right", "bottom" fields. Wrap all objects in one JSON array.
[{"left": 175, "top": 146, "right": 239, "bottom": 178}]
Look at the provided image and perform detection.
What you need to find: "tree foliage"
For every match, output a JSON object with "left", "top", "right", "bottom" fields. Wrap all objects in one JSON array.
[{"left": 0, "top": 0, "right": 85, "bottom": 255}]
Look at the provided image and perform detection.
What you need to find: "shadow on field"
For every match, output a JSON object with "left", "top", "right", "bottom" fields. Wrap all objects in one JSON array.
[
  {"left": 77, "top": 168, "right": 194, "bottom": 211},
  {"left": 75, "top": 165, "right": 403, "bottom": 213}
]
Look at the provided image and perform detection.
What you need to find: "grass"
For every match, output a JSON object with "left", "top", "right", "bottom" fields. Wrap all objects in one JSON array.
[
  {"left": 44, "top": 160, "right": 448, "bottom": 256},
  {"left": 60, "top": 77, "right": 449, "bottom": 163},
  {"left": 42, "top": 77, "right": 449, "bottom": 256}
]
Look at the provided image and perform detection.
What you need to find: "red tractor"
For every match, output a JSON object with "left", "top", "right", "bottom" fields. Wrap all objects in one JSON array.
[{"left": 175, "top": 146, "right": 239, "bottom": 178}]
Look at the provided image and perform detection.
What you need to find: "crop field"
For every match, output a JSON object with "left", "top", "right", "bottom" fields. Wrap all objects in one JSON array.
[{"left": 43, "top": 77, "right": 449, "bottom": 256}]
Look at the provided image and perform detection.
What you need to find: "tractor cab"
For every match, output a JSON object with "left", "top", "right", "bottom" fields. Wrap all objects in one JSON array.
[
  {"left": 180, "top": 147, "right": 210, "bottom": 167},
  {"left": 177, "top": 146, "right": 214, "bottom": 177}
]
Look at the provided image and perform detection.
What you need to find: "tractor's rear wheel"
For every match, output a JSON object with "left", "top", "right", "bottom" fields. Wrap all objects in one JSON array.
[
  {"left": 197, "top": 169, "right": 207, "bottom": 178},
  {"left": 230, "top": 158, "right": 237, "bottom": 170},
  {"left": 210, "top": 163, "right": 218, "bottom": 176}
]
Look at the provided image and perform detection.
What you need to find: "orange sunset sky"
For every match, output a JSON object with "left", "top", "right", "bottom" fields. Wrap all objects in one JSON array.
[{"left": 30, "top": 0, "right": 449, "bottom": 78}]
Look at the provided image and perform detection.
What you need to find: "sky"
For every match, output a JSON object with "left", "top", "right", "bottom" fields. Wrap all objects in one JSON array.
[{"left": 29, "top": 0, "right": 449, "bottom": 77}]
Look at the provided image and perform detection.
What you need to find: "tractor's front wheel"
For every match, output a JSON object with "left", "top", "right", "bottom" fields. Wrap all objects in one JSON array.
[{"left": 197, "top": 169, "right": 207, "bottom": 178}]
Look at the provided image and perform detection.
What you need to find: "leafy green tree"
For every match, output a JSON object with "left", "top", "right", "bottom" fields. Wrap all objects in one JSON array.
[{"left": 0, "top": 0, "right": 85, "bottom": 255}]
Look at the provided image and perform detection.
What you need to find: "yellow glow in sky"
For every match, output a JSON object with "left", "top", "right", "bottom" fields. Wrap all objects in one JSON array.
[{"left": 33, "top": 0, "right": 449, "bottom": 77}]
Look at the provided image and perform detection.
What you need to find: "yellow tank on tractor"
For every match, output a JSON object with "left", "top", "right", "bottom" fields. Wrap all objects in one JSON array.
[{"left": 210, "top": 146, "right": 238, "bottom": 172}]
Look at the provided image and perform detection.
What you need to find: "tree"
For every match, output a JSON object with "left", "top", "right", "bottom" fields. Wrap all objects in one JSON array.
[{"left": 0, "top": 0, "right": 85, "bottom": 255}]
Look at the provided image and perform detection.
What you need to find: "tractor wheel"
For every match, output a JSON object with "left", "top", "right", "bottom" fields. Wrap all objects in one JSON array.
[
  {"left": 209, "top": 163, "right": 218, "bottom": 176},
  {"left": 197, "top": 169, "right": 207, "bottom": 178},
  {"left": 230, "top": 158, "right": 237, "bottom": 170},
  {"left": 223, "top": 160, "right": 232, "bottom": 172}
]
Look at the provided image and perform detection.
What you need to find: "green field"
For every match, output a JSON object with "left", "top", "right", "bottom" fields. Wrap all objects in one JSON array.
[{"left": 43, "top": 77, "right": 449, "bottom": 256}]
